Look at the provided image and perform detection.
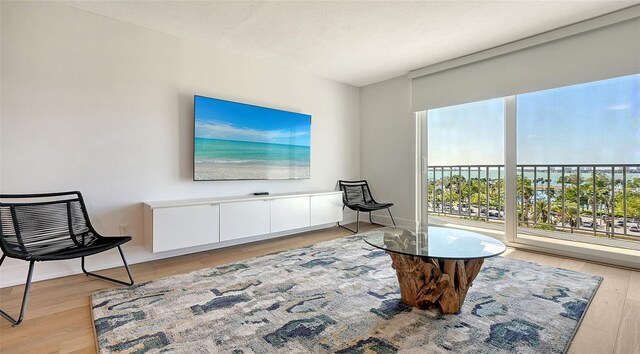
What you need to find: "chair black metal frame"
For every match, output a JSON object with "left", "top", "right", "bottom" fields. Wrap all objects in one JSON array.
[
  {"left": 337, "top": 180, "right": 396, "bottom": 234},
  {"left": 0, "top": 191, "right": 134, "bottom": 326}
]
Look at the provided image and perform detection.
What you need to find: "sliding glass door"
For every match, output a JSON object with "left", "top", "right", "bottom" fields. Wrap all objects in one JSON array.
[
  {"left": 419, "top": 73, "right": 639, "bottom": 251},
  {"left": 514, "top": 74, "right": 640, "bottom": 250},
  {"left": 421, "top": 98, "right": 505, "bottom": 237}
]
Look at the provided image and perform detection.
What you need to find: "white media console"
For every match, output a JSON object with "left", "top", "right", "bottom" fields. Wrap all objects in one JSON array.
[{"left": 143, "top": 191, "right": 344, "bottom": 253}]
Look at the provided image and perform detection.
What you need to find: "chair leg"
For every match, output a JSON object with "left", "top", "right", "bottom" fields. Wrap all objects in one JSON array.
[
  {"left": 338, "top": 209, "right": 360, "bottom": 234},
  {"left": 368, "top": 211, "right": 383, "bottom": 227},
  {"left": 81, "top": 246, "right": 134, "bottom": 286},
  {"left": 369, "top": 210, "right": 396, "bottom": 228},
  {"left": 388, "top": 208, "right": 397, "bottom": 227},
  {"left": 0, "top": 255, "right": 35, "bottom": 326}
]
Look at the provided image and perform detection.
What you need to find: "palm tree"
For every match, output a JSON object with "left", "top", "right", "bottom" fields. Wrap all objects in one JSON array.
[
  {"left": 489, "top": 178, "right": 504, "bottom": 212},
  {"left": 516, "top": 175, "right": 534, "bottom": 224},
  {"left": 534, "top": 200, "right": 553, "bottom": 225},
  {"left": 561, "top": 203, "right": 579, "bottom": 233}
]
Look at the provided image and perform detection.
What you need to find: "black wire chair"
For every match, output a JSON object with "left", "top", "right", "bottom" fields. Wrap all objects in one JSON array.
[
  {"left": 338, "top": 180, "right": 396, "bottom": 234},
  {"left": 0, "top": 191, "right": 134, "bottom": 326}
]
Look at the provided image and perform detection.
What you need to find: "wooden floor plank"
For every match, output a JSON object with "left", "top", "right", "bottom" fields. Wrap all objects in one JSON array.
[
  {"left": 568, "top": 323, "right": 616, "bottom": 354},
  {"left": 527, "top": 253, "right": 565, "bottom": 268},
  {"left": 558, "top": 258, "right": 586, "bottom": 272},
  {"left": 626, "top": 271, "right": 640, "bottom": 301},
  {"left": 1, "top": 307, "right": 92, "bottom": 352},
  {"left": 580, "top": 262, "right": 609, "bottom": 277},
  {"left": 614, "top": 299, "right": 640, "bottom": 354},
  {"left": 58, "top": 327, "right": 96, "bottom": 354},
  {"left": 601, "top": 266, "right": 632, "bottom": 294},
  {"left": 502, "top": 249, "right": 532, "bottom": 261},
  {"left": 0, "top": 224, "right": 638, "bottom": 354},
  {"left": 581, "top": 288, "right": 627, "bottom": 334}
]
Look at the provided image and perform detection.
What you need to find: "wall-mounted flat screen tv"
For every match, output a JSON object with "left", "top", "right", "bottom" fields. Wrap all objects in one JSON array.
[{"left": 194, "top": 95, "right": 311, "bottom": 181}]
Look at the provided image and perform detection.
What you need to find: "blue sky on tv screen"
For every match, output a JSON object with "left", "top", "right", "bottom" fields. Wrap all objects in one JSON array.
[{"left": 194, "top": 96, "right": 311, "bottom": 147}]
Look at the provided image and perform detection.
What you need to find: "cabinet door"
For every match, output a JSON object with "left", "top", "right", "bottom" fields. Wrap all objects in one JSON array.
[
  {"left": 271, "top": 197, "right": 310, "bottom": 233},
  {"left": 220, "top": 200, "right": 270, "bottom": 241},
  {"left": 310, "top": 193, "right": 344, "bottom": 226},
  {"left": 152, "top": 204, "right": 220, "bottom": 252}
]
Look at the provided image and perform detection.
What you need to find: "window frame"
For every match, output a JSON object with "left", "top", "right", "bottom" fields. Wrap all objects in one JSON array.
[{"left": 418, "top": 75, "right": 640, "bottom": 268}]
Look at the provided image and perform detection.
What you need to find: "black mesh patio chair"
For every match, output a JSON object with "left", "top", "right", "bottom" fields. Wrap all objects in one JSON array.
[
  {"left": 338, "top": 180, "right": 396, "bottom": 234},
  {"left": 0, "top": 191, "right": 134, "bottom": 326}
]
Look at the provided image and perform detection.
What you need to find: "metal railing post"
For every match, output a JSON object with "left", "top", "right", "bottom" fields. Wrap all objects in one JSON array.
[
  {"left": 561, "top": 167, "right": 566, "bottom": 229},
  {"left": 610, "top": 166, "right": 615, "bottom": 238},
  {"left": 441, "top": 167, "right": 445, "bottom": 213},
  {"left": 498, "top": 167, "right": 502, "bottom": 220},
  {"left": 521, "top": 166, "right": 525, "bottom": 224},
  {"left": 593, "top": 166, "right": 597, "bottom": 236},
  {"left": 577, "top": 167, "right": 581, "bottom": 230},
  {"left": 477, "top": 166, "right": 481, "bottom": 219},
  {"left": 458, "top": 166, "right": 462, "bottom": 216},
  {"left": 468, "top": 167, "right": 471, "bottom": 216},
  {"left": 486, "top": 166, "right": 490, "bottom": 221},
  {"left": 623, "top": 167, "right": 627, "bottom": 235},
  {"left": 547, "top": 167, "right": 551, "bottom": 225},
  {"left": 449, "top": 166, "right": 453, "bottom": 213},
  {"left": 533, "top": 167, "right": 537, "bottom": 225}
]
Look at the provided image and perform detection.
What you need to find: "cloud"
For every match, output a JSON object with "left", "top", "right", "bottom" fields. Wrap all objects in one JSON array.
[
  {"left": 608, "top": 104, "right": 631, "bottom": 111},
  {"left": 195, "top": 121, "right": 307, "bottom": 143}
]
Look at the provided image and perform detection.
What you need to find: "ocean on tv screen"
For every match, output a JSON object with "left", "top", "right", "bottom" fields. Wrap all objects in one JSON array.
[{"left": 193, "top": 95, "right": 311, "bottom": 180}]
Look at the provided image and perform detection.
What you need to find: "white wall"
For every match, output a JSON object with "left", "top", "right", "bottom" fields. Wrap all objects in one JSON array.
[
  {"left": 359, "top": 76, "right": 415, "bottom": 226},
  {"left": 0, "top": 2, "right": 360, "bottom": 287}
]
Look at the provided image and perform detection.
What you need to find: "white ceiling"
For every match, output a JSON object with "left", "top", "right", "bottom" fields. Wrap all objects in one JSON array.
[{"left": 58, "top": 1, "right": 639, "bottom": 87}]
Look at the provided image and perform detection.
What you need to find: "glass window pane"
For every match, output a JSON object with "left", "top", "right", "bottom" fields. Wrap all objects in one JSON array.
[
  {"left": 428, "top": 98, "right": 505, "bottom": 166},
  {"left": 425, "top": 98, "right": 505, "bottom": 233},
  {"left": 517, "top": 74, "right": 640, "bottom": 165},
  {"left": 516, "top": 74, "right": 640, "bottom": 249}
]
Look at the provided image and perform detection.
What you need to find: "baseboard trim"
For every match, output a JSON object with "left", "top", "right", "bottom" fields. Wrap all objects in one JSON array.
[
  {"left": 338, "top": 210, "right": 416, "bottom": 231},
  {"left": 370, "top": 214, "right": 417, "bottom": 229}
]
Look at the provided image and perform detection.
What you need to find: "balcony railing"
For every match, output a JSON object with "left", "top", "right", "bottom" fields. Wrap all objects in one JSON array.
[{"left": 426, "top": 164, "right": 640, "bottom": 241}]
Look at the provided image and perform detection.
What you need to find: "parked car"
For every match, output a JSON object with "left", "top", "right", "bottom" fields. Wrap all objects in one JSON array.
[
  {"left": 582, "top": 221, "right": 594, "bottom": 228},
  {"left": 630, "top": 226, "right": 640, "bottom": 232}
]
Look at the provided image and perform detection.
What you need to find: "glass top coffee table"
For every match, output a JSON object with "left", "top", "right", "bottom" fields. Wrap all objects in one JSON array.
[{"left": 362, "top": 226, "right": 506, "bottom": 314}]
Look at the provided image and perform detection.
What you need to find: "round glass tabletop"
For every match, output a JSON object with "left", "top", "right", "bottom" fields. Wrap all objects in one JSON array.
[{"left": 362, "top": 226, "right": 506, "bottom": 260}]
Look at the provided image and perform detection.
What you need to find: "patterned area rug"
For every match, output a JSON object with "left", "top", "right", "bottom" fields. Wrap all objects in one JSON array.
[{"left": 92, "top": 235, "right": 601, "bottom": 353}]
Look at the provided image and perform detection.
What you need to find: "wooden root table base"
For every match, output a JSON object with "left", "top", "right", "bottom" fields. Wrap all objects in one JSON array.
[{"left": 387, "top": 252, "right": 484, "bottom": 314}]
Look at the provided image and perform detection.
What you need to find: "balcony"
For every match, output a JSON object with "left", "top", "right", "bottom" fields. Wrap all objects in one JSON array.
[{"left": 426, "top": 164, "right": 640, "bottom": 249}]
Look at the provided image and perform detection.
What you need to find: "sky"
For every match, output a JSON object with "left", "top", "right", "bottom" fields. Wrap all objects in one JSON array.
[
  {"left": 428, "top": 74, "right": 640, "bottom": 166},
  {"left": 428, "top": 98, "right": 505, "bottom": 166},
  {"left": 194, "top": 96, "right": 311, "bottom": 146}
]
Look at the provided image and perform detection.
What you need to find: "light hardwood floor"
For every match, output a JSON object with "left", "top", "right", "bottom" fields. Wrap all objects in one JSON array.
[{"left": 0, "top": 224, "right": 638, "bottom": 353}]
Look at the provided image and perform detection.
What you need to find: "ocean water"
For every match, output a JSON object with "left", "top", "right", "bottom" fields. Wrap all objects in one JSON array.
[{"left": 195, "top": 138, "right": 310, "bottom": 166}]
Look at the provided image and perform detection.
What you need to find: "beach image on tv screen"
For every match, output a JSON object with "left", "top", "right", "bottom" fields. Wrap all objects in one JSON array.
[{"left": 194, "top": 96, "right": 311, "bottom": 180}]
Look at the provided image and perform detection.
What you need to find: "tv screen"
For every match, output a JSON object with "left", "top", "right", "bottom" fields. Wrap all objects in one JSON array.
[{"left": 194, "top": 95, "right": 311, "bottom": 181}]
